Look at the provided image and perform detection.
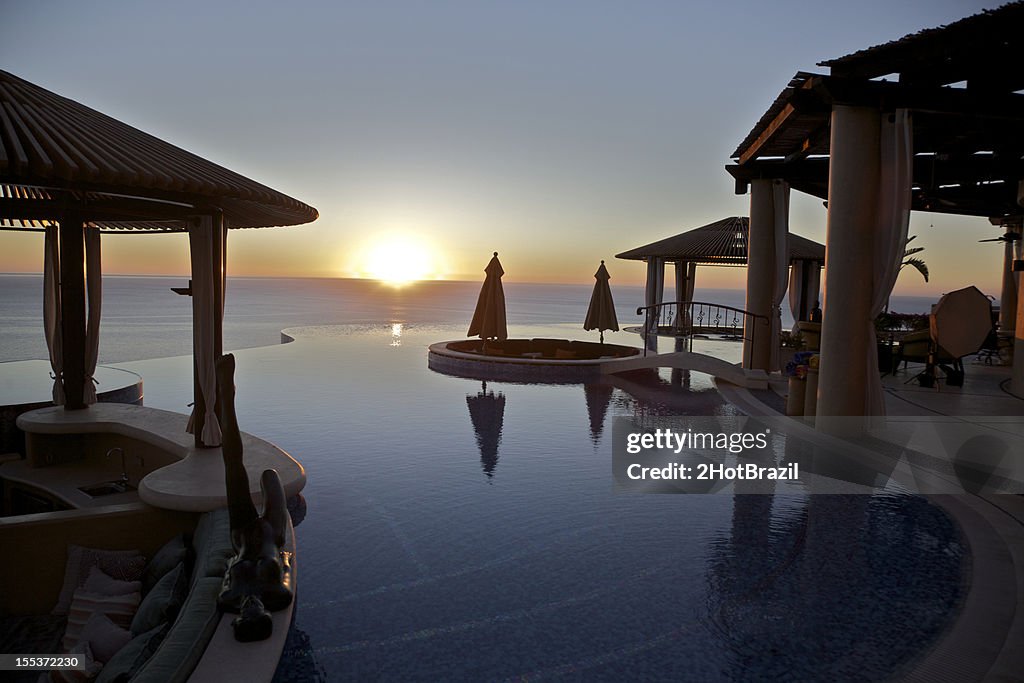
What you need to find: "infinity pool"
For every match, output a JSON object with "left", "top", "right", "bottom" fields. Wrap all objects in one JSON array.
[{"left": 119, "top": 323, "right": 967, "bottom": 681}]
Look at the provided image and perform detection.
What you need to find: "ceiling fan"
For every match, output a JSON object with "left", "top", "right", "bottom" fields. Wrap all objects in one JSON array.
[{"left": 979, "top": 232, "right": 1021, "bottom": 243}]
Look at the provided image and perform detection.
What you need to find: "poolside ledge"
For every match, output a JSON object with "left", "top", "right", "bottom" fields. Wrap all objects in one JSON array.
[{"left": 16, "top": 404, "right": 305, "bottom": 512}]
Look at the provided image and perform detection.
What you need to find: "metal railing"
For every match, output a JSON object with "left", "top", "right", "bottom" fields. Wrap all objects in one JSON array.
[{"left": 635, "top": 301, "right": 767, "bottom": 357}]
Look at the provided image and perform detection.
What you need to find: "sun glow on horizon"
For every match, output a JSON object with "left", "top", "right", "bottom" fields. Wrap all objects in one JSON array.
[{"left": 350, "top": 234, "right": 444, "bottom": 285}]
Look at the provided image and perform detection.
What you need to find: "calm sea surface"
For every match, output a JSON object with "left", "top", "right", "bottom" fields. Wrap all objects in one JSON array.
[
  {"left": 0, "top": 274, "right": 939, "bottom": 364},
  {"left": 0, "top": 275, "right": 963, "bottom": 681}
]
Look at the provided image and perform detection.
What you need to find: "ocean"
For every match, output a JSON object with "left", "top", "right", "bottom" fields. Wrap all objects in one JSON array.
[{"left": 0, "top": 274, "right": 940, "bottom": 364}]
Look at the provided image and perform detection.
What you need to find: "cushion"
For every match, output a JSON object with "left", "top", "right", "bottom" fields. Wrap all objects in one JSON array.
[
  {"left": 130, "top": 563, "right": 187, "bottom": 635},
  {"left": 50, "top": 641, "right": 103, "bottom": 682},
  {"left": 84, "top": 566, "right": 141, "bottom": 598},
  {"left": 77, "top": 612, "right": 131, "bottom": 663},
  {"left": 63, "top": 590, "right": 140, "bottom": 651},
  {"left": 130, "top": 577, "right": 223, "bottom": 683},
  {"left": 95, "top": 622, "right": 168, "bottom": 683},
  {"left": 53, "top": 546, "right": 146, "bottom": 615},
  {"left": 192, "top": 511, "right": 234, "bottom": 580},
  {"left": 141, "top": 535, "right": 187, "bottom": 596}
]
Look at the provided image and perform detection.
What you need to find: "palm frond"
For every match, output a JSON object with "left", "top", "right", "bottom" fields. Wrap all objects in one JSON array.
[{"left": 901, "top": 257, "right": 929, "bottom": 282}]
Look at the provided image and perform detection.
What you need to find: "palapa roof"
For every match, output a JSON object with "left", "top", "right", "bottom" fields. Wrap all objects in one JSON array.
[
  {"left": 615, "top": 216, "right": 824, "bottom": 265},
  {"left": 0, "top": 70, "right": 318, "bottom": 232},
  {"left": 727, "top": 2, "right": 1024, "bottom": 219}
]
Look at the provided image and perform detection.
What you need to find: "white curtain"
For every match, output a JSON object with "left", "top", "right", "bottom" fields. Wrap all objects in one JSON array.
[
  {"left": 788, "top": 261, "right": 822, "bottom": 332},
  {"left": 807, "top": 262, "right": 821, "bottom": 320},
  {"left": 768, "top": 181, "right": 790, "bottom": 371},
  {"left": 788, "top": 261, "right": 803, "bottom": 333},
  {"left": 43, "top": 226, "right": 65, "bottom": 405},
  {"left": 187, "top": 217, "right": 223, "bottom": 446},
  {"left": 866, "top": 109, "right": 913, "bottom": 416},
  {"left": 83, "top": 228, "right": 102, "bottom": 404},
  {"left": 645, "top": 258, "right": 664, "bottom": 332}
]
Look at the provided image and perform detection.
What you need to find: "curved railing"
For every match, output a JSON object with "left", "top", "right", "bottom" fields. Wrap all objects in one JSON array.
[{"left": 635, "top": 301, "right": 767, "bottom": 356}]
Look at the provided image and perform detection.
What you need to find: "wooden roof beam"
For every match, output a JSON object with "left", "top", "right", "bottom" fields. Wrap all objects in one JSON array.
[
  {"left": 736, "top": 82, "right": 826, "bottom": 165},
  {"left": 0, "top": 197, "right": 198, "bottom": 223},
  {"left": 815, "top": 76, "right": 1024, "bottom": 121}
]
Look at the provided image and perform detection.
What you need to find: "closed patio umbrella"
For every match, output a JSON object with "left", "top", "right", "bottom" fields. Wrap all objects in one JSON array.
[
  {"left": 584, "top": 261, "right": 619, "bottom": 344},
  {"left": 468, "top": 252, "right": 507, "bottom": 341}
]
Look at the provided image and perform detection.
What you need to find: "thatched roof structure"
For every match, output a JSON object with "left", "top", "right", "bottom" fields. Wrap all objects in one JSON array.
[
  {"left": 615, "top": 216, "right": 824, "bottom": 265},
  {"left": 0, "top": 70, "right": 318, "bottom": 232}
]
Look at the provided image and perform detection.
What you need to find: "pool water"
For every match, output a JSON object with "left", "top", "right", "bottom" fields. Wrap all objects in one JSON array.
[{"left": 118, "top": 323, "right": 966, "bottom": 681}]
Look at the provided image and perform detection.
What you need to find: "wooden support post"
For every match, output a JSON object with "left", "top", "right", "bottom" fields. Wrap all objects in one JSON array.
[{"left": 59, "top": 214, "right": 86, "bottom": 410}]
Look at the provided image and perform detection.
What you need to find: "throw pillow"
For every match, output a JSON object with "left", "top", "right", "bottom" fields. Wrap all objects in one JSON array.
[
  {"left": 53, "top": 546, "right": 145, "bottom": 615},
  {"left": 63, "top": 589, "right": 140, "bottom": 651},
  {"left": 83, "top": 566, "right": 141, "bottom": 598},
  {"left": 77, "top": 611, "right": 132, "bottom": 663}
]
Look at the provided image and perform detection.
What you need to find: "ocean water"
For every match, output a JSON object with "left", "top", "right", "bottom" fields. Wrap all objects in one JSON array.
[
  {"left": 0, "top": 274, "right": 939, "bottom": 364},
  {"left": 0, "top": 276, "right": 966, "bottom": 680}
]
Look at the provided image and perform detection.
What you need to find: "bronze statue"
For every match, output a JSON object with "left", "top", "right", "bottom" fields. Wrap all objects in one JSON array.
[{"left": 215, "top": 354, "right": 294, "bottom": 642}]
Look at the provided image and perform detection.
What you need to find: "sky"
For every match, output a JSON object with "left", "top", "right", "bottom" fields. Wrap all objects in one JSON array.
[{"left": 0, "top": 0, "right": 1010, "bottom": 295}]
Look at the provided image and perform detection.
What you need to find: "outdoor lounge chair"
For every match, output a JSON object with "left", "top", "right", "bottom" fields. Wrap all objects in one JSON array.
[{"left": 894, "top": 328, "right": 963, "bottom": 385}]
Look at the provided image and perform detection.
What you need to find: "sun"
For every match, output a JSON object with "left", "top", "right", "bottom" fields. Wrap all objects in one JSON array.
[{"left": 362, "top": 236, "right": 436, "bottom": 285}]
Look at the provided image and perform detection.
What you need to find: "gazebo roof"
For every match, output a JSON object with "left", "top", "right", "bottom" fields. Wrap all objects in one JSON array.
[
  {"left": 615, "top": 216, "right": 825, "bottom": 265},
  {"left": 0, "top": 70, "right": 318, "bottom": 232},
  {"left": 727, "top": 2, "right": 1024, "bottom": 219}
]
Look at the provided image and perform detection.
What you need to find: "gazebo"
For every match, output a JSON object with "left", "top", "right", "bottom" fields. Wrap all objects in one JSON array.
[
  {"left": 726, "top": 2, "right": 1024, "bottom": 425},
  {"left": 616, "top": 216, "right": 825, "bottom": 342},
  {"left": 0, "top": 69, "right": 318, "bottom": 447}
]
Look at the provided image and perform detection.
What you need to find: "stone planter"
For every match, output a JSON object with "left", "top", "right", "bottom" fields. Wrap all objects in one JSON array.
[
  {"left": 877, "top": 340, "right": 894, "bottom": 375},
  {"left": 786, "top": 377, "right": 806, "bottom": 417},
  {"left": 804, "top": 368, "right": 819, "bottom": 417}
]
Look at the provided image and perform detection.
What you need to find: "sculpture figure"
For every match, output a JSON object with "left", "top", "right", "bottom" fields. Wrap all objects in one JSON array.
[{"left": 215, "top": 353, "right": 294, "bottom": 642}]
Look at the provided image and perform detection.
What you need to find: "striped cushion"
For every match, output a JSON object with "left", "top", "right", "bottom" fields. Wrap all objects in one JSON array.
[
  {"left": 62, "top": 589, "right": 140, "bottom": 651},
  {"left": 50, "top": 641, "right": 103, "bottom": 682}
]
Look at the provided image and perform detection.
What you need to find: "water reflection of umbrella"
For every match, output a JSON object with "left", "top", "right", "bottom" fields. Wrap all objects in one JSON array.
[
  {"left": 584, "top": 260, "right": 619, "bottom": 344},
  {"left": 930, "top": 285, "right": 992, "bottom": 358},
  {"left": 467, "top": 380, "right": 506, "bottom": 479},
  {"left": 468, "top": 252, "right": 507, "bottom": 341},
  {"left": 584, "top": 381, "right": 614, "bottom": 445}
]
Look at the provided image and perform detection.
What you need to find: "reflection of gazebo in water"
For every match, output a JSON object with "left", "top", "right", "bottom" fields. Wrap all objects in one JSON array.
[
  {"left": 0, "top": 70, "right": 318, "bottom": 446},
  {"left": 466, "top": 381, "right": 505, "bottom": 479},
  {"left": 616, "top": 217, "right": 824, "bottom": 343}
]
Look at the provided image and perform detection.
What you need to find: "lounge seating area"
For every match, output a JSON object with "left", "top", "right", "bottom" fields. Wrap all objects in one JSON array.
[
  {"left": 892, "top": 328, "right": 961, "bottom": 374},
  {"left": 448, "top": 338, "right": 638, "bottom": 361},
  {"left": 0, "top": 505, "right": 232, "bottom": 682}
]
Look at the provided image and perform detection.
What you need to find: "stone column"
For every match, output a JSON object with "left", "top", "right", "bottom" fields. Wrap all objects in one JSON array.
[
  {"left": 999, "top": 226, "right": 1017, "bottom": 334},
  {"left": 743, "top": 180, "right": 775, "bottom": 369},
  {"left": 674, "top": 261, "right": 688, "bottom": 304},
  {"left": 816, "top": 105, "right": 880, "bottom": 421},
  {"left": 1014, "top": 272, "right": 1024, "bottom": 395},
  {"left": 644, "top": 257, "right": 665, "bottom": 332}
]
